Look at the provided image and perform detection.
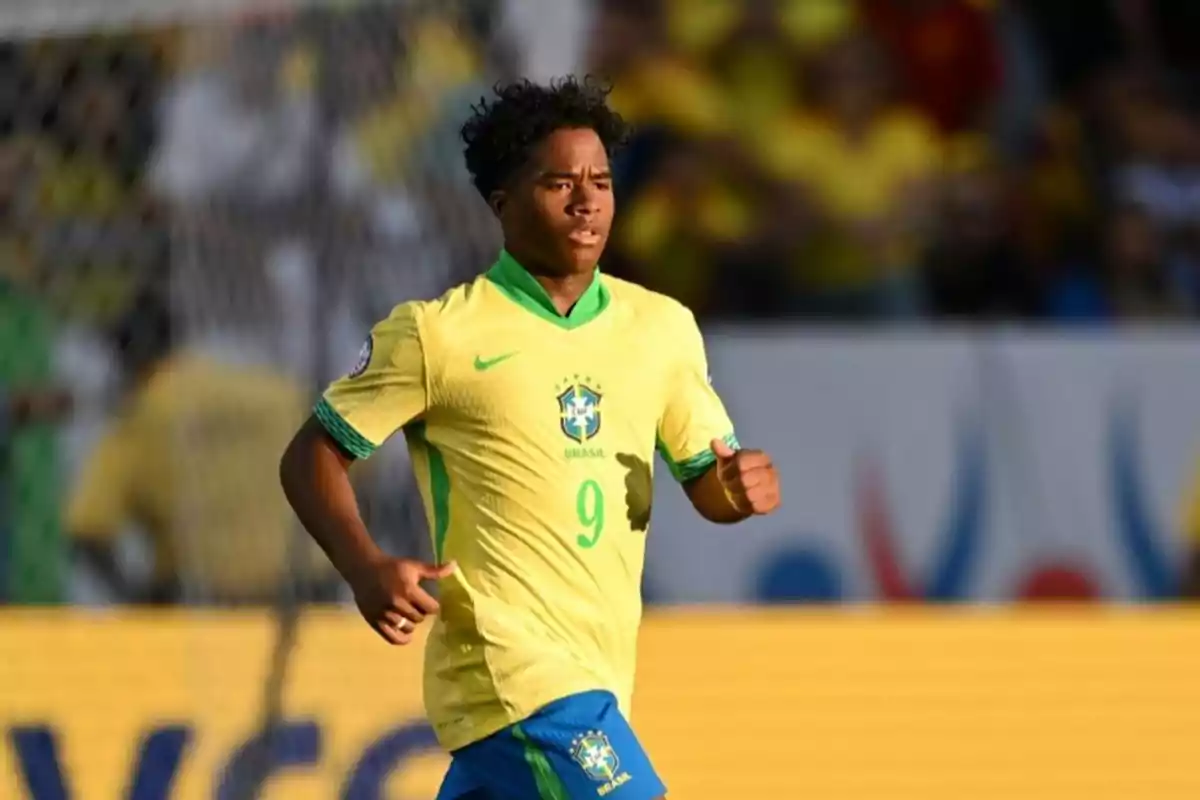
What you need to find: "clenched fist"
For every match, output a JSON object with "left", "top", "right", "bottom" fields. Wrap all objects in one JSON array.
[
  {"left": 711, "top": 438, "right": 781, "bottom": 516},
  {"left": 348, "top": 556, "right": 456, "bottom": 645}
]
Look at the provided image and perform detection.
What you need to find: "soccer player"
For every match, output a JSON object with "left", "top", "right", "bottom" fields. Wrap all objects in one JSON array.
[{"left": 280, "top": 76, "right": 781, "bottom": 800}]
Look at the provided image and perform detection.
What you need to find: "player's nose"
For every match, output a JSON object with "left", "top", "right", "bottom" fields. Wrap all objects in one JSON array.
[{"left": 568, "top": 184, "right": 600, "bottom": 215}]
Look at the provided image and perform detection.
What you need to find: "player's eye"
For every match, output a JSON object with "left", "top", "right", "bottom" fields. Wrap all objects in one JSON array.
[
  {"left": 550, "top": 180, "right": 573, "bottom": 191},
  {"left": 594, "top": 180, "right": 612, "bottom": 191}
]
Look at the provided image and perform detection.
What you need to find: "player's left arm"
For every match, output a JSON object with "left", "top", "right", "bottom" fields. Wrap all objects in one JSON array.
[{"left": 657, "top": 309, "right": 780, "bottom": 524}]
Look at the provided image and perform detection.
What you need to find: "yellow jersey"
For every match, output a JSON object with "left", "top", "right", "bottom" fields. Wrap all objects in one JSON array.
[
  {"left": 316, "top": 250, "right": 736, "bottom": 750},
  {"left": 67, "top": 353, "right": 334, "bottom": 601}
]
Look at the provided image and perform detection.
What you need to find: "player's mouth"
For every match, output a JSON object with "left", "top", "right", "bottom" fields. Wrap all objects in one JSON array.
[{"left": 567, "top": 227, "right": 603, "bottom": 247}]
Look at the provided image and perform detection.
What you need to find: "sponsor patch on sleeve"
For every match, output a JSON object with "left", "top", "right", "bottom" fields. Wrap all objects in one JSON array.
[{"left": 349, "top": 336, "right": 373, "bottom": 378}]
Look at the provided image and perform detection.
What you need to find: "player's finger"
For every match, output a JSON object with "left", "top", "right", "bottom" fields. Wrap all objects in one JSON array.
[
  {"left": 721, "top": 482, "right": 751, "bottom": 510},
  {"left": 734, "top": 450, "right": 772, "bottom": 472},
  {"left": 406, "top": 584, "right": 442, "bottom": 615},
  {"left": 717, "top": 457, "right": 742, "bottom": 485},
  {"left": 388, "top": 597, "right": 426, "bottom": 624},
  {"left": 383, "top": 608, "right": 418, "bottom": 633},
  {"left": 730, "top": 465, "right": 771, "bottom": 491},
  {"left": 711, "top": 438, "right": 737, "bottom": 461},
  {"left": 746, "top": 485, "right": 781, "bottom": 513},
  {"left": 373, "top": 618, "right": 411, "bottom": 646},
  {"left": 417, "top": 560, "right": 458, "bottom": 580}
]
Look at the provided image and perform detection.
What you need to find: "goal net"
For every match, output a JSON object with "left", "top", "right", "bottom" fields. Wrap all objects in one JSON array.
[
  {"left": 2, "top": 1, "right": 513, "bottom": 794},
  {"left": 2, "top": 0, "right": 505, "bottom": 609}
]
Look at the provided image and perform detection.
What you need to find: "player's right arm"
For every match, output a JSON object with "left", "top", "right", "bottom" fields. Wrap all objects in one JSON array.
[
  {"left": 279, "top": 303, "right": 454, "bottom": 644},
  {"left": 657, "top": 306, "right": 780, "bottom": 523}
]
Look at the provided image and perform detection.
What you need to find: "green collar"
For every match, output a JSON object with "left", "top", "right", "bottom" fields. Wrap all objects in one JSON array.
[{"left": 485, "top": 249, "right": 610, "bottom": 329}]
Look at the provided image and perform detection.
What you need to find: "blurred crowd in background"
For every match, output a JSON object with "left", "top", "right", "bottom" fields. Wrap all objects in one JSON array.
[
  {"left": 597, "top": 0, "right": 1200, "bottom": 321},
  {"left": 3, "top": 0, "right": 1200, "bottom": 606}
]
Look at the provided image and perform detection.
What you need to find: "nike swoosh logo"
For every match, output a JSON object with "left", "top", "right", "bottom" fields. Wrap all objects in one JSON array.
[{"left": 474, "top": 352, "right": 517, "bottom": 371}]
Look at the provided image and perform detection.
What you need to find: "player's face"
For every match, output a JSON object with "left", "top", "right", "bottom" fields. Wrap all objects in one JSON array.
[{"left": 494, "top": 127, "right": 614, "bottom": 277}]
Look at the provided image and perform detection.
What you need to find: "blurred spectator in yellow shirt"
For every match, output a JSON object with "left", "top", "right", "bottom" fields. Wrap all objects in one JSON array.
[
  {"left": 612, "top": 138, "right": 756, "bottom": 314},
  {"left": 595, "top": 0, "right": 854, "bottom": 145},
  {"left": 66, "top": 286, "right": 338, "bottom": 605},
  {"left": 592, "top": 1, "right": 728, "bottom": 140},
  {"left": 761, "top": 29, "right": 944, "bottom": 317}
]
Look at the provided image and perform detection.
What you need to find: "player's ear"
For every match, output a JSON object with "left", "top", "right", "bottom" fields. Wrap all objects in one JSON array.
[{"left": 488, "top": 190, "right": 507, "bottom": 218}]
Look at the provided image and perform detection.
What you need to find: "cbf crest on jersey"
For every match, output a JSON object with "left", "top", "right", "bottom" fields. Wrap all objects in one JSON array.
[
  {"left": 571, "top": 730, "right": 620, "bottom": 783},
  {"left": 556, "top": 378, "right": 602, "bottom": 442}
]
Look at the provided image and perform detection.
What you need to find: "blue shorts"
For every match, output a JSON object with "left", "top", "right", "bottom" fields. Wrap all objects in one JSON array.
[{"left": 435, "top": 690, "right": 667, "bottom": 800}]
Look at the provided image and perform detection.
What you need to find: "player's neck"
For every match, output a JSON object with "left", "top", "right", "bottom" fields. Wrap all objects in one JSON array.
[
  {"left": 503, "top": 247, "right": 596, "bottom": 316},
  {"left": 533, "top": 272, "right": 596, "bottom": 316}
]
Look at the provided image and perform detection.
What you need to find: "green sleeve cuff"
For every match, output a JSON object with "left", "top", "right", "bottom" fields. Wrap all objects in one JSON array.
[
  {"left": 657, "top": 432, "right": 739, "bottom": 483},
  {"left": 314, "top": 398, "right": 377, "bottom": 460}
]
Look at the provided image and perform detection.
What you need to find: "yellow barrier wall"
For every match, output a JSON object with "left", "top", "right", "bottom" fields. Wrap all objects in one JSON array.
[{"left": 2, "top": 608, "right": 1199, "bottom": 799}]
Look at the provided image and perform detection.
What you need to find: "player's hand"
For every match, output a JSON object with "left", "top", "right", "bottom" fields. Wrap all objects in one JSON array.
[
  {"left": 711, "top": 438, "right": 780, "bottom": 516},
  {"left": 348, "top": 556, "right": 456, "bottom": 645}
]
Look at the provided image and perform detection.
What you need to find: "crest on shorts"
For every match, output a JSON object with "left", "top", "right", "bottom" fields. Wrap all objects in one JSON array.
[
  {"left": 557, "top": 380, "right": 602, "bottom": 443},
  {"left": 349, "top": 336, "right": 373, "bottom": 379},
  {"left": 571, "top": 730, "right": 620, "bottom": 783}
]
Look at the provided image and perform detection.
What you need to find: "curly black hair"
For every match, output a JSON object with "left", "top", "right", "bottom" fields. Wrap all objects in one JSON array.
[{"left": 460, "top": 75, "right": 630, "bottom": 199}]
